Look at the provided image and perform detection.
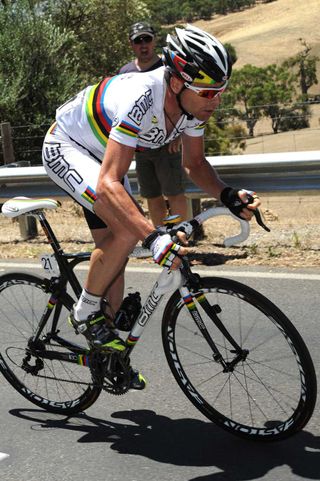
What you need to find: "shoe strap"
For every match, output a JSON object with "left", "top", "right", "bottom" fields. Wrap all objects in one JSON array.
[
  {"left": 74, "top": 313, "right": 105, "bottom": 334},
  {"left": 88, "top": 314, "right": 106, "bottom": 326}
]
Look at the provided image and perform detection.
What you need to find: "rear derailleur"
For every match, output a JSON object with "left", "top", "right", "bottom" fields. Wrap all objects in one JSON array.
[{"left": 21, "top": 337, "right": 45, "bottom": 375}]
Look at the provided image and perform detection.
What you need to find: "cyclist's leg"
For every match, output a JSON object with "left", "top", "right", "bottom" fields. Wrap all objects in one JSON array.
[
  {"left": 43, "top": 125, "right": 137, "bottom": 295},
  {"left": 82, "top": 209, "right": 126, "bottom": 314},
  {"left": 81, "top": 210, "right": 146, "bottom": 390},
  {"left": 91, "top": 227, "right": 126, "bottom": 313},
  {"left": 76, "top": 222, "right": 145, "bottom": 389},
  {"left": 43, "top": 126, "right": 136, "bottom": 351}
]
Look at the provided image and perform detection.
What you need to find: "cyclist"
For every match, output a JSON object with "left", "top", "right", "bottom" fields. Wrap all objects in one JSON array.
[{"left": 42, "top": 25, "right": 261, "bottom": 376}]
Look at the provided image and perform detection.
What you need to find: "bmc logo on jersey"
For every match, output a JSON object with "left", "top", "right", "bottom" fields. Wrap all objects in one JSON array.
[
  {"left": 139, "top": 127, "right": 165, "bottom": 144},
  {"left": 128, "top": 89, "right": 153, "bottom": 126}
]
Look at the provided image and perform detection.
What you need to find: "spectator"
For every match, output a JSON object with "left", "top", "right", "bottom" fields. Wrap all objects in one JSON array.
[{"left": 118, "top": 21, "right": 188, "bottom": 226}]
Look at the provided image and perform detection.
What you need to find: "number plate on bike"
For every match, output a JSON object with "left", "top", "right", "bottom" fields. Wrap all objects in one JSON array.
[{"left": 40, "top": 254, "right": 60, "bottom": 276}]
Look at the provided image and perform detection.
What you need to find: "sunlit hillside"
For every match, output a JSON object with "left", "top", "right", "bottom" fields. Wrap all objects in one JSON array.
[
  {"left": 194, "top": 0, "right": 320, "bottom": 153},
  {"left": 195, "top": 0, "right": 320, "bottom": 76}
]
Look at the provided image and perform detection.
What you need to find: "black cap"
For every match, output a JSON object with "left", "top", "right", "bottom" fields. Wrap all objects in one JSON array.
[{"left": 129, "top": 22, "right": 155, "bottom": 41}]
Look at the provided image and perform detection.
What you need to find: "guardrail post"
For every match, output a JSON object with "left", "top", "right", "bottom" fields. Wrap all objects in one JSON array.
[
  {"left": 18, "top": 215, "right": 38, "bottom": 240},
  {"left": 0, "top": 122, "right": 15, "bottom": 165}
]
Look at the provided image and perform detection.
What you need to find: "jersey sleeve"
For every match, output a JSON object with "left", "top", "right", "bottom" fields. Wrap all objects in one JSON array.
[
  {"left": 108, "top": 81, "right": 154, "bottom": 149},
  {"left": 183, "top": 120, "right": 206, "bottom": 137}
]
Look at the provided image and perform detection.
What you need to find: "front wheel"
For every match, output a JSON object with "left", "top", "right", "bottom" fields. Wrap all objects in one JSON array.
[
  {"left": 162, "top": 276, "right": 317, "bottom": 441},
  {"left": 0, "top": 272, "right": 101, "bottom": 414}
]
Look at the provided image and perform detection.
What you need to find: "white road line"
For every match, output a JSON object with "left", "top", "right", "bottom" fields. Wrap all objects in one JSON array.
[
  {"left": 128, "top": 267, "right": 320, "bottom": 281},
  {"left": 0, "top": 452, "right": 9, "bottom": 461},
  {"left": 0, "top": 262, "right": 44, "bottom": 269},
  {"left": 0, "top": 261, "right": 320, "bottom": 281}
]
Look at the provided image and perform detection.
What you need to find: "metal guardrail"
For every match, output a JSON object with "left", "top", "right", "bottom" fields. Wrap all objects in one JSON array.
[
  {"left": 1, "top": 151, "right": 320, "bottom": 202},
  {"left": 1, "top": 150, "right": 319, "bottom": 243}
]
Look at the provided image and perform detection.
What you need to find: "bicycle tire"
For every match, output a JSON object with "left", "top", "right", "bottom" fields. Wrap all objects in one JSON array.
[
  {"left": 0, "top": 272, "right": 101, "bottom": 415},
  {"left": 162, "top": 276, "right": 317, "bottom": 441}
]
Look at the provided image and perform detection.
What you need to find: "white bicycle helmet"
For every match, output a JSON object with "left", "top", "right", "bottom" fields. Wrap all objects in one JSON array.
[{"left": 163, "top": 25, "right": 232, "bottom": 86}]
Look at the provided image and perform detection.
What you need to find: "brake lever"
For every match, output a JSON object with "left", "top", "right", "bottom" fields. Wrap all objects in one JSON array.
[
  {"left": 253, "top": 208, "right": 270, "bottom": 232},
  {"left": 246, "top": 194, "right": 270, "bottom": 232}
]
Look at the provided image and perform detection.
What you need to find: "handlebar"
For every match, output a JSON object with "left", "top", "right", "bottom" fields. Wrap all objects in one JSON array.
[
  {"left": 192, "top": 206, "right": 270, "bottom": 232},
  {"left": 164, "top": 205, "right": 270, "bottom": 247}
]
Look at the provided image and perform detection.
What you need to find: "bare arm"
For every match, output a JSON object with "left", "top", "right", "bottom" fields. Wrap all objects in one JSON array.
[
  {"left": 182, "top": 134, "right": 227, "bottom": 200},
  {"left": 182, "top": 134, "right": 260, "bottom": 220},
  {"left": 94, "top": 139, "right": 154, "bottom": 240}
]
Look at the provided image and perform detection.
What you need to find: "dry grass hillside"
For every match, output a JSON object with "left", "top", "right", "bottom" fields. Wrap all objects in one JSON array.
[
  {"left": 195, "top": 0, "right": 320, "bottom": 78},
  {"left": 195, "top": 0, "right": 320, "bottom": 154}
]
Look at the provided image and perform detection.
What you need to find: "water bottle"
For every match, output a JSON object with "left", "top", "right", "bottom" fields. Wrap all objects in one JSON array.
[{"left": 114, "top": 292, "right": 142, "bottom": 331}]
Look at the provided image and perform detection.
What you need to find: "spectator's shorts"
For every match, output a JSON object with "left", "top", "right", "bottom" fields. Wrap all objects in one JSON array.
[{"left": 136, "top": 146, "right": 186, "bottom": 199}]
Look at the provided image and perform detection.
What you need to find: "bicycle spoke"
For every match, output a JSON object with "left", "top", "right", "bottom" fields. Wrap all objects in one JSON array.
[
  {"left": 163, "top": 276, "right": 316, "bottom": 440},
  {"left": 0, "top": 273, "right": 100, "bottom": 414}
]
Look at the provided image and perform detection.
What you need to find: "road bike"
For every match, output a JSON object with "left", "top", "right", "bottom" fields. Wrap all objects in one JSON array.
[{"left": 0, "top": 196, "right": 317, "bottom": 442}]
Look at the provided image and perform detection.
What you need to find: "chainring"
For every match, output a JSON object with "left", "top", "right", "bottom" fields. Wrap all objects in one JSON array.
[{"left": 90, "top": 352, "right": 131, "bottom": 395}]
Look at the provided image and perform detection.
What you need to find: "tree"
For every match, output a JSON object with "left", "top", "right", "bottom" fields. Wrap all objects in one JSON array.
[
  {"left": 0, "top": 0, "right": 83, "bottom": 164},
  {"left": 181, "top": 0, "right": 215, "bottom": 21},
  {"left": 204, "top": 117, "right": 247, "bottom": 156},
  {"left": 0, "top": 0, "right": 79, "bottom": 125},
  {"left": 225, "top": 43, "right": 238, "bottom": 65},
  {"left": 46, "top": 0, "right": 150, "bottom": 82},
  {"left": 277, "top": 104, "right": 310, "bottom": 132},
  {"left": 261, "top": 64, "right": 296, "bottom": 133},
  {"left": 205, "top": 87, "right": 246, "bottom": 156},
  {"left": 144, "top": 0, "right": 182, "bottom": 25},
  {"left": 283, "top": 39, "right": 319, "bottom": 97},
  {"left": 228, "top": 65, "right": 268, "bottom": 137}
]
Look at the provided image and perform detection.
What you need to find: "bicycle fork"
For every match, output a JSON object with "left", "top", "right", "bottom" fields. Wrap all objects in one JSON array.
[{"left": 180, "top": 286, "right": 248, "bottom": 372}]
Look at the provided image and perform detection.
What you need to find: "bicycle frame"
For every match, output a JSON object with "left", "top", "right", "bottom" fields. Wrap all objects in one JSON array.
[
  {"left": 34, "top": 226, "right": 181, "bottom": 355},
  {"left": 16, "top": 205, "right": 249, "bottom": 372},
  {"left": 1, "top": 197, "right": 316, "bottom": 439},
  {"left": 25, "top": 206, "right": 246, "bottom": 368},
  {"left": 124, "top": 267, "right": 184, "bottom": 353}
]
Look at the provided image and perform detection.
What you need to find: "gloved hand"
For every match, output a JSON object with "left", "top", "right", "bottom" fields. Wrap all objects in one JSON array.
[
  {"left": 143, "top": 232, "right": 181, "bottom": 268},
  {"left": 220, "top": 187, "right": 258, "bottom": 219},
  {"left": 220, "top": 186, "right": 270, "bottom": 232}
]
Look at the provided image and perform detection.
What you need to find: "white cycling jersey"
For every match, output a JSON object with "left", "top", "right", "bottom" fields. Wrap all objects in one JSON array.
[
  {"left": 42, "top": 67, "right": 206, "bottom": 216},
  {"left": 55, "top": 67, "right": 205, "bottom": 160}
]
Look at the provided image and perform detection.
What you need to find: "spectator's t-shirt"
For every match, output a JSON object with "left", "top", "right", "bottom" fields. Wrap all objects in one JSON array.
[{"left": 118, "top": 57, "right": 163, "bottom": 74}]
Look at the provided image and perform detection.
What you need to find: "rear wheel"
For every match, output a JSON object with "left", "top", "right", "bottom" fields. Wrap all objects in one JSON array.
[
  {"left": 0, "top": 272, "right": 101, "bottom": 414},
  {"left": 162, "top": 276, "right": 317, "bottom": 441}
]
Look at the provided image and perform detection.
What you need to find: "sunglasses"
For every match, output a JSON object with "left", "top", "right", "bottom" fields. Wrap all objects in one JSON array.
[
  {"left": 185, "top": 83, "right": 227, "bottom": 99},
  {"left": 133, "top": 36, "right": 153, "bottom": 45}
]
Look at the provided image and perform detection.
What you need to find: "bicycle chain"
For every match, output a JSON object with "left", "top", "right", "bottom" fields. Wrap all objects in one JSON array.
[{"left": 19, "top": 346, "right": 131, "bottom": 393}]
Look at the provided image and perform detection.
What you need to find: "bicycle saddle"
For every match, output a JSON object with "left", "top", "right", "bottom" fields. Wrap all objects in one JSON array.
[{"left": 1, "top": 196, "right": 60, "bottom": 218}]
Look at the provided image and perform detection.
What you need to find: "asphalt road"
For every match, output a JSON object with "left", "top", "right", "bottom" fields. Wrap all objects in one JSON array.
[{"left": 0, "top": 262, "right": 319, "bottom": 481}]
